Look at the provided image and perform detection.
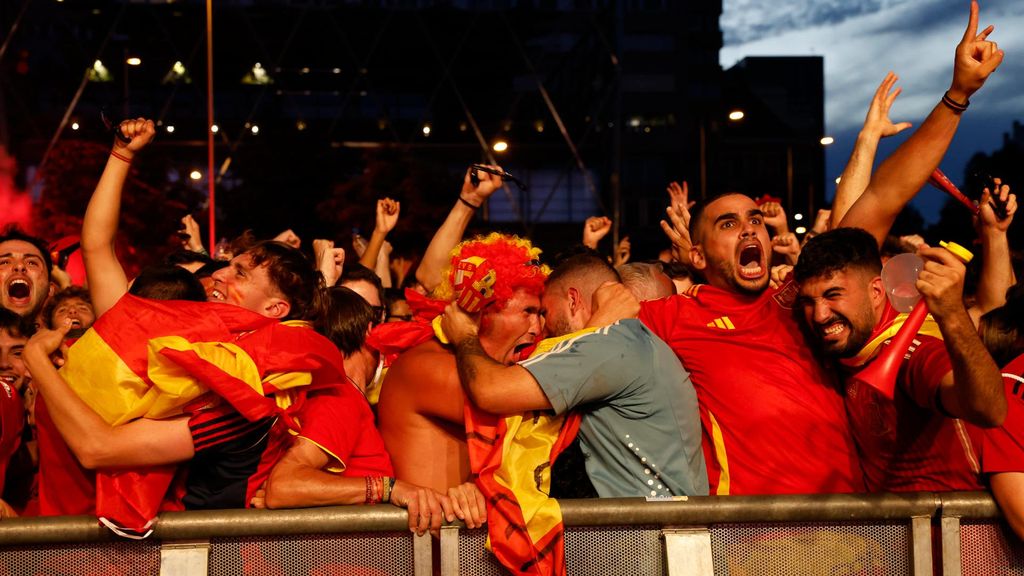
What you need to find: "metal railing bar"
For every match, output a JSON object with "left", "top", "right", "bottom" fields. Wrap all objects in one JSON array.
[
  {"left": 558, "top": 493, "right": 944, "bottom": 526},
  {"left": 0, "top": 492, "right": 1002, "bottom": 547},
  {"left": 939, "top": 491, "right": 1001, "bottom": 518}
]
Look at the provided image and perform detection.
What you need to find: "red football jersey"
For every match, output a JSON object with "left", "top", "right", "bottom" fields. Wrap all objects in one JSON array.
[
  {"left": 845, "top": 303, "right": 983, "bottom": 492},
  {"left": 968, "top": 354, "right": 1024, "bottom": 476},
  {"left": 640, "top": 281, "right": 863, "bottom": 495},
  {"left": 0, "top": 380, "right": 23, "bottom": 496},
  {"left": 297, "top": 386, "right": 394, "bottom": 478}
]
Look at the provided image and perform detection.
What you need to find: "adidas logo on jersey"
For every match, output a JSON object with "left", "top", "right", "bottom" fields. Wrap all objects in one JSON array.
[{"left": 706, "top": 316, "right": 735, "bottom": 330}]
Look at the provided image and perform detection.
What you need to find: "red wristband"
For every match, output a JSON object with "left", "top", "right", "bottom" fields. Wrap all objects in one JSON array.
[{"left": 110, "top": 150, "right": 133, "bottom": 164}]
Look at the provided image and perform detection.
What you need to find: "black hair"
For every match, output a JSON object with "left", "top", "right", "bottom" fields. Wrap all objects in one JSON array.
[
  {"left": 340, "top": 263, "right": 385, "bottom": 303},
  {"left": 129, "top": 265, "right": 207, "bottom": 302},
  {"left": 0, "top": 225, "right": 52, "bottom": 278},
  {"left": 164, "top": 250, "right": 213, "bottom": 268},
  {"left": 546, "top": 251, "right": 619, "bottom": 291},
  {"left": 315, "top": 286, "right": 375, "bottom": 357},
  {"left": 687, "top": 192, "right": 752, "bottom": 245},
  {"left": 793, "top": 227, "right": 882, "bottom": 284},
  {"left": 0, "top": 307, "right": 34, "bottom": 339},
  {"left": 979, "top": 282, "right": 1024, "bottom": 367}
]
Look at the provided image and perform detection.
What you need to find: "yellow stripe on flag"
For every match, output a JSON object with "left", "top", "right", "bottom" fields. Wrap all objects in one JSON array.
[
  {"left": 490, "top": 327, "right": 599, "bottom": 551},
  {"left": 60, "top": 330, "right": 155, "bottom": 425}
]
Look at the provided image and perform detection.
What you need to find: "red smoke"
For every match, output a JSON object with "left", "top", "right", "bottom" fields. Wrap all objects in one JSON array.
[{"left": 0, "top": 147, "right": 32, "bottom": 232}]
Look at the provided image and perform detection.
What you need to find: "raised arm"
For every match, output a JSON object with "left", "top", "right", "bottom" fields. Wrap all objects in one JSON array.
[
  {"left": 359, "top": 198, "right": 400, "bottom": 273},
  {"left": 414, "top": 166, "right": 503, "bottom": 292},
  {"left": 917, "top": 245, "right": 1007, "bottom": 427},
  {"left": 312, "top": 239, "right": 345, "bottom": 287},
  {"left": 22, "top": 323, "right": 194, "bottom": 469},
  {"left": 658, "top": 181, "right": 696, "bottom": 266},
  {"left": 839, "top": 1, "right": 1003, "bottom": 245},
  {"left": 830, "top": 72, "right": 913, "bottom": 229},
  {"left": 81, "top": 118, "right": 156, "bottom": 317},
  {"left": 970, "top": 180, "right": 1017, "bottom": 325},
  {"left": 582, "top": 216, "right": 612, "bottom": 250}
]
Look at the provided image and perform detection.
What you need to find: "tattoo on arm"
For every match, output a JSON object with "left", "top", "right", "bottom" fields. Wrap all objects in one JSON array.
[{"left": 454, "top": 337, "right": 496, "bottom": 390}]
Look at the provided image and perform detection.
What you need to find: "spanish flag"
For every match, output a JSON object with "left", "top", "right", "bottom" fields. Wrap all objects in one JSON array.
[
  {"left": 465, "top": 329, "right": 593, "bottom": 576},
  {"left": 37, "top": 295, "right": 346, "bottom": 535}
]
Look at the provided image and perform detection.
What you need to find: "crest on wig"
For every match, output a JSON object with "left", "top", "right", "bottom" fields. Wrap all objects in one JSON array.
[{"left": 433, "top": 233, "right": 549, "bottom": 312}]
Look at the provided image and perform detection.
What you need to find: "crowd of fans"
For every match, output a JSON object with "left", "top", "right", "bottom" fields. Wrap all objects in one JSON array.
[{"left": 0, "top": 2, "right": 1020, "bottom": 571}]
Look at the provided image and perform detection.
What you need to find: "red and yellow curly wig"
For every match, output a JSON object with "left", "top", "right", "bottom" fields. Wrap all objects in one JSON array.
[{"left": 433, "top": 232, "right": 549, "bottom": 312}]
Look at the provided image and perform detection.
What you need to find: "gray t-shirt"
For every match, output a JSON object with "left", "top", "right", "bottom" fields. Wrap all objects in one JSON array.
[{"left": 520, "top": 319, "right": 708, "bottom": 498}]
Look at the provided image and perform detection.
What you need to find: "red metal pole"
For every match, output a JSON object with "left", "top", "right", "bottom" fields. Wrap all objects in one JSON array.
[{"left": 205, "top": 0, "right": 216, "bottom": 253}]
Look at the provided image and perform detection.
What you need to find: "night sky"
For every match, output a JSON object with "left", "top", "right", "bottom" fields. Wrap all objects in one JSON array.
[{"left": 721, "top": 0, "right": 1024, "bottom": 223}]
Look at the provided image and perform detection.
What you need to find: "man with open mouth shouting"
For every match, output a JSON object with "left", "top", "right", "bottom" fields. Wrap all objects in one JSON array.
[
  {"left": 377, "top": 233, "right": 547, "bottom": 496},
  {"left": 639, "top": 0, "right": 1002, "bottom": 496},
  {"left": 0, "top": 227, "right": 55, "bottom": 325}
]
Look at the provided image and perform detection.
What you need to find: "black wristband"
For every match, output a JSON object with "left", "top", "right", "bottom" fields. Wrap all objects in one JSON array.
[
  {"left": 459, "top": 196, "right": 481, "bottom": 210},
  {"left": 941, "top": 91, "right": 969, "bottom": 113}
]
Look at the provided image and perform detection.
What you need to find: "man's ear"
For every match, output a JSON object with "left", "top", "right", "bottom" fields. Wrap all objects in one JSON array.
[
  {"left": 566, "top": 286, "right": 583, "bottom": 315},
  {"left": 264, "top": 298, "right": 291, "bottom": 320},
  {"left": 868, "top": 275, "right": 886, "bottom": 306},
  {"left": 689, "top": 245, "right": 707, "bottom": 271}
]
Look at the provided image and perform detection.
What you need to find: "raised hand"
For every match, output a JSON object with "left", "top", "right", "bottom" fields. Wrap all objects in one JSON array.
[
  {"left": 376, "top": 198, "right": 401, "bottom": 234},
  {"left": 770, "top": 264, "right": 793, "bottom": 290},
  {"left": 461, "top": 165, "right": 505, "bottom": 207},
  {"left": 273, "top": 229, "right": 301, "bottom": 249},
  {"left": 771, "top": 232, "right": 801, "bottom": 265},
  {"left": 667, "top": 181, "right": 695, "bottom": 210},
  {"left": 864, "top": 72, "right": 913, "bottom": 139},
  {"left": 916, "top": 245, "right": 968, "bottom": 321},
  {"left": 113, "top": 118, "right": 156, "bottom": 158},
  {"left": 660, "top": 202, "right": 693, "bottom": 266},
  {"left": 949, "top": 0, "right": 1003, "bottom": 102},
  {"left": 313, "top": 239, "right": 345, "bottom": 287},
  {"left": 975, "top": 178, "right": 1016, "bottom": 234},
  {"left": 761, "top": 202, "right": 788, "bottom": 235},
  {"left": 180, "top": 214, "right": 205, "bottom": 253},
  {"left": 583, "top": 216, "right": 612, "bottom": 248},
  {"left": 811, "top": 208, "right": 831, "bottom": 234}
]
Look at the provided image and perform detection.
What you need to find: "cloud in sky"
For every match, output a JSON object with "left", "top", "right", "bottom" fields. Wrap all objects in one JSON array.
[
  {"left": 721, "top": 0, "right": 1024, "bottom": 222},
  {"left": 721, "top": 0, "right": 906, "bottom": 45}
]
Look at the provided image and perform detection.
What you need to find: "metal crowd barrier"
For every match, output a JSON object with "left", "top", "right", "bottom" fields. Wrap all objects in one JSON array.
[{"left": 0, "top": 492, "right": 1020, "bottom": 575}]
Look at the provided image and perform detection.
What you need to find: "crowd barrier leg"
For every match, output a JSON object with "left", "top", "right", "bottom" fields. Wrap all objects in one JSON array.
[
  {"left": 910, "top": 516, "right": 934, "bottom": 576},
  {"left": 159, "top": 540, "right": 210, "bottom": 576},
  {"left": 662, "top": 527, "right": 714, "bottom": 576},
  {"left": 441, "top": 525, "right": 460, "bottom": 576},
  {"left": 414, "top": 532, "right": 434, "bottom": 576},
  {"left": 939, "top": 516, "right": 962, "bottom": 576}
]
